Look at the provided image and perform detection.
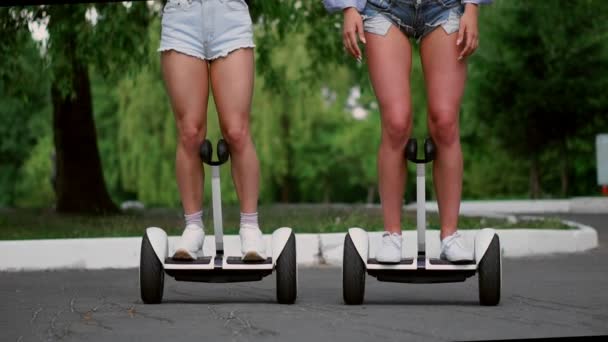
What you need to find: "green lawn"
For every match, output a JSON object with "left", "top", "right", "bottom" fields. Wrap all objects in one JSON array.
[{"left": 0, "top": 205, "right": 572, "bottom": 240}]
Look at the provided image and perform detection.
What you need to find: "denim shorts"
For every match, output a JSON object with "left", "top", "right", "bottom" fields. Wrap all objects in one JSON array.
[
  {"left": 158, "top": 0, "right": 255, "bottom": 60},
  {"left": 362, "top": 0, "right": 464, "bottom": 42}
]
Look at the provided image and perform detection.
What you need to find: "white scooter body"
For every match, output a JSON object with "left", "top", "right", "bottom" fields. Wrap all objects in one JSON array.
[
  {"left": 140, "top": 141, "right": 297, "bottom": 304},
  {"left": 144, "top": 226, "right": 293, "bottom": 272},
  {"left": 343, "top": 142, "right": 502, "bottom": 305},
  {"left": 347, "top": 227, "right": 496, "bottom": 271}
]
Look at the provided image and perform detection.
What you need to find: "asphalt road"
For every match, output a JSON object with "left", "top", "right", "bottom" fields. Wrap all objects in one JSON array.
[{"left": 2, "top": 214, "right": 607, "bottom": 342}]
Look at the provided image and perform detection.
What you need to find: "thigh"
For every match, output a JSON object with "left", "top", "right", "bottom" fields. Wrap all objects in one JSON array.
[
  {"left": 161, "top": 51, "right": 210, "bottom": 128},
  {"left": 419, "top": 27, "right": 467, "bottom": 119},
  {"left": 209, "top": 48, "right": 254, "bottom": 130},
  {"left": 365, "top": 25, "right": 413, "bottom": 119}
]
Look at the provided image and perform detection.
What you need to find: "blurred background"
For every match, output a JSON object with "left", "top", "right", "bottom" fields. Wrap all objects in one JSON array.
[{"left": 0, "top": 0, "right": 607, "bottom": 224}]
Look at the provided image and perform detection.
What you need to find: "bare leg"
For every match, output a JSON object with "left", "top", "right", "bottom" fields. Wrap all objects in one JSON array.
[
  {"left": 209, "top": 48, "right": 258, "bottom": 214},
  {"left": 420, "top": 28, "right": 467, "bottom": 239},
  {"left": 161, "top": 51, "right": 209, "bottom": 215},
  {"left": 366, "top": 26, "right": 413, "bottom": 233}
]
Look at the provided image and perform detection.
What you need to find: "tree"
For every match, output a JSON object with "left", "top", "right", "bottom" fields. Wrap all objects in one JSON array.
[
  {"left": 1, "top": 3, "right": 152, "bottom": 213},
  {"left": 468, "top": 0, "right": 608, "bottom": 197},
  {"left": 0, "top": 25, "right": 50, "bottom": 206}
]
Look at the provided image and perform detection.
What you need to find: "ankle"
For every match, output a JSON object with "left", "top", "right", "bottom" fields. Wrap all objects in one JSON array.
[
  {"left": 184, "top": 210, "right": 204, "bottom": 230},
  {"left": 384, "top": 229, "right": 402, "bottom": 235},
  {"left": 240, "top": 212, "right": 259, "bottom": 228},
  {"left": 440, "top": 229, "right": 458, "bottom": 240}
]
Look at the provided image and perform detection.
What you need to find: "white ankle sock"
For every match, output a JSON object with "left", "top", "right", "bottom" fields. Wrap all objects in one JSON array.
[
  {"left": 184, "top": 210, "right": 203, "bottom": 230},
  {"left": 240, "top": 212, "right": 258, "bottom": 228}
]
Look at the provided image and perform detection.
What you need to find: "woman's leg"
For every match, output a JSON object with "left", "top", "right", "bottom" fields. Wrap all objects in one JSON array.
[
  {"left": 161, "top": 50, "right": 210, "bottom": 259},
  {"left": 209, "top": 48, "right": 258, "bottom": 214},
  {"left": 209, "top": 47, "right": 265, "bottom": 260},
  {"left": 162, "top": 51, "right": 209, "bottom": 217},
  {"left": 419, "top": 28, "right": 467, "bottom": 240},
  {"left": 366, "top": 26, "right": 413, "bottom": 234}
]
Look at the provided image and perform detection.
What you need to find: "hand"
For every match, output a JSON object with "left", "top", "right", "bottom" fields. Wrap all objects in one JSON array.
[
  {"left": 457, "top": 4, "right": 479, "bottom": 61},
  {"left": 342, "top": 7, "right": 366, "bottom": 61}
]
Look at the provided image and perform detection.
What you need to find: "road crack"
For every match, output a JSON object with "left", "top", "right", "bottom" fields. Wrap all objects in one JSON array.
[
  {"left": 30, "top": 307, "right": 43, "bottom": 324},
  {"left": 207, "top": 305, "right": 278, "bottom": 339}
]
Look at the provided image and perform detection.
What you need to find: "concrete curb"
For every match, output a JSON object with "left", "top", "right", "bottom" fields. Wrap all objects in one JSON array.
[{"left": 0, "top": 220, "right": 598, "bottom": 271}]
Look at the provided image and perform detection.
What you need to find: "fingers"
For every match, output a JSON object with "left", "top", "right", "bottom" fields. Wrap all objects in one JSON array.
[
  {"left": 456, "top": 23, "right": 465, "bottom": 47},
  {"left": 457, "top": 24, "right": 478, "bottom": 60},
  {"left": 357, "top": 20, "right": 367, "bottom": 45},
  {"left": 353, "top": 20, "right": 365, "bottom": 60},
  {"left": 459, "top": 29, "right": 478, "bottom": 60},
  {"left": 343, "top": 17, "right": 365, "bottom": 60},
  {"left": 343, "top": 29, "right": 359, "bottom": 59},
  {"left": 351, "top": 29, "right": 362, "bottom": 59}
]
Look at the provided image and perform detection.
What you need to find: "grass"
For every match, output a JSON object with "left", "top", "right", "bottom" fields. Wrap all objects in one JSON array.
[{"left": 0, "top": 204, "right": 573, "bottom": 240}]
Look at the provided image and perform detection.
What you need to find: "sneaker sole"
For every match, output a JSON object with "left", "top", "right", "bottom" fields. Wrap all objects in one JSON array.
[
  {"left": 242, "top": 251, "right": 266, "bottom": 262},
  {"left": 440, "top": 254, "right": 475, "bottom": 264},
  {"left": 172, "top": 249, "right": 196, "bottom": 261},
  {"left": 376, "top": 259, "right": 401, "bottom": 265},
  {"left": 445, "top": 259, "right": 475, "bottom": 265}
]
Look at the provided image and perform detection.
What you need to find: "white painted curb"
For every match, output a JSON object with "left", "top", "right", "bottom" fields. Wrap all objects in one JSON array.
[
  {"left": 0, "top": 220, "right": 598, "bottom": 271},
  {"left": 0, "top": 234, "right": 321, "bottom": 271}
]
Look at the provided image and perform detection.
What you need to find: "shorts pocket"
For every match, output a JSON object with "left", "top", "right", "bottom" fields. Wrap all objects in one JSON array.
[
  {"left": 163, "top": 0, "right": 194, "bottom": 13},
  {"left": 367, "top": 0, "right": 391, "bottom": 10},
  {"left": 222, "top": 0, "right": 249, "bottom": 11},
  {"left": 435, "top": 0, "right": 460, "bottom": 8}
]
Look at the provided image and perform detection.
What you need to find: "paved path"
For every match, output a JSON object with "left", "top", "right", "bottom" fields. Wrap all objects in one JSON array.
[{"left": 2, "top": 214, "right": 607, "bottom": 342}]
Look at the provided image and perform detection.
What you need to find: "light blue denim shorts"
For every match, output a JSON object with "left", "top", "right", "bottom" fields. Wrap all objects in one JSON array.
[
  {"left": 158, "top": 0, "right": 255, "bottom": 60},
  {"left": 362, "top": 0, "right": 464, "bottom": 42}
]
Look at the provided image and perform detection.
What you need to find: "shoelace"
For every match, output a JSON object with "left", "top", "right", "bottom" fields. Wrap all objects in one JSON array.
[
  {"left": 382, "top": 232, "right": 402, "bottom": 248},
  {"left": 442, "top": 232, "right": 464, "bottom": 250}
]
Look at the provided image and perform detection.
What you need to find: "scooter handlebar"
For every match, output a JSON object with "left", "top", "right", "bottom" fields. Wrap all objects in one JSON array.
[
  {"left": 405, "top": 138, "right": 436, "bottom": 164},
  {"left": 199, "top": 139, "right": 230, "bottom": 166}
]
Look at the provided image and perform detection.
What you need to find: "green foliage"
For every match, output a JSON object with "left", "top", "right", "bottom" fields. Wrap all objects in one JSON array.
[
  {"left": 114, "top": 24, "right": 181, "bottom": 206},
  {"left": 0, "top": 24, "right": 50, "bottom": 206},
  {"left": 43, "top": 3, "right": 152, "bottom": 96},
  {"left": 14, "top": 134, "right": 55, "bottom": 207},
  {"left": 2, "top": 0, "right": 607, "bottom": 210},
  {"left": 0, "top": 206, "right": 573, "bottom": 240},
  {"left": 467, "top": 0, "right": 608, "bottom": 197}
]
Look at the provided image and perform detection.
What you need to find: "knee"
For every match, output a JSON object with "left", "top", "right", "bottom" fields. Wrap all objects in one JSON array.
[
  {"left": 381, "top": 107, "right": 412, "bottom": 149},
  {"left": 428, "top": 108, "right": 459, "bottom": 147},
  {"left": 222, "top": 122, "right": 251, "bottom": 152},
  {"left": 177, "top": 122, "right": 204, "bottom": 153}
]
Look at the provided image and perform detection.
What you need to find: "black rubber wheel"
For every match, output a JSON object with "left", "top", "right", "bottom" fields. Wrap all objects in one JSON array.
[
  {"left": 276, "top": 232, "right": 297, "bottom": 304},
  {"left": 478, "top": 234, "right": 501, "bottom": 306},
  {"left": 140, "top": 232, "right": 164, "bottom": 304},
  {"left": 343, "top": 233, "right": 366, "bottom": 305}
]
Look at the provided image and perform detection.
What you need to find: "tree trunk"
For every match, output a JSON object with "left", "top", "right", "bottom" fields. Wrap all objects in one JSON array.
[
  {"left": 366, "top": 185, "right": 375, "bottom": 204},
  {"left": 529, "top": 156, "right": 542, "bottom": 199},
  {"left": 51, "top": 59, "right": 118, "bottom": 214}
]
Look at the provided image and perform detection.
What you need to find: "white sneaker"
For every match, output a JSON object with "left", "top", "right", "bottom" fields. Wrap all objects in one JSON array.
[
  {"left": 172, "top": 224, "right": 204, "bottom": 260},
  {"left": 240, "top": 224, "right": 267, "bottom": 261},
  {"left": 376, "top": 232, "right": 402, "bottom": 264},
  {"left": 440, "top": 231, "right": 474, "bottom": 263}
]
